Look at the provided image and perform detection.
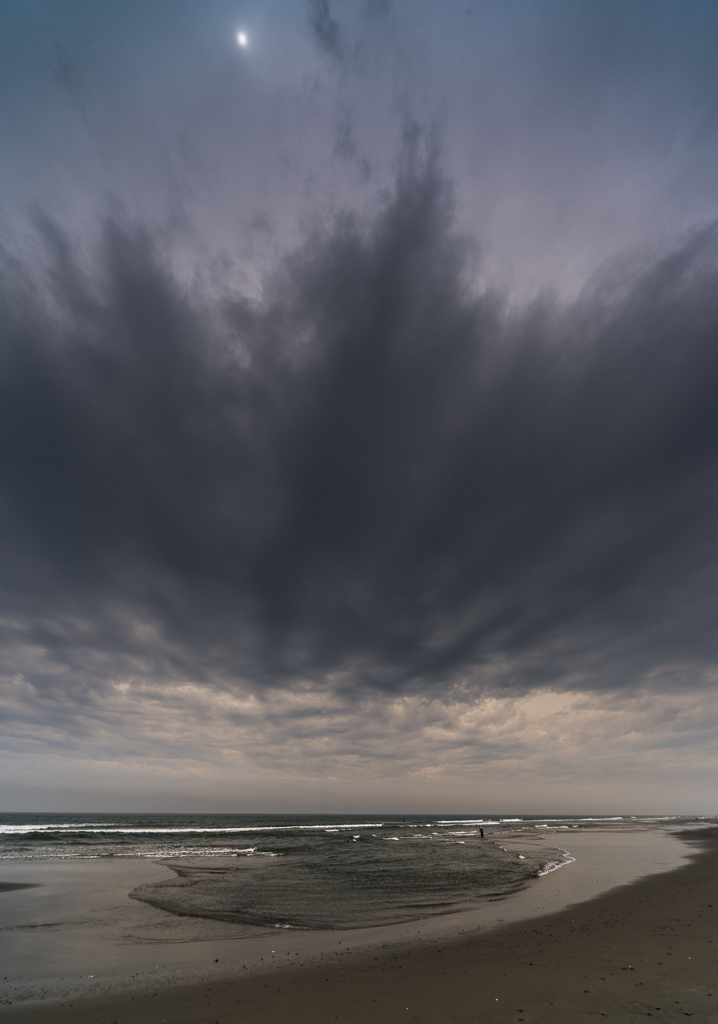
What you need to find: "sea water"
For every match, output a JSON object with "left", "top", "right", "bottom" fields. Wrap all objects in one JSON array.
[{"left": 0, "top": 812, "right": 670, "bottom": 931}]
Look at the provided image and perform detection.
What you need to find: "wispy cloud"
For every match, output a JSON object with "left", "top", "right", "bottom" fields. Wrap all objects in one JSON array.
[{"left": 1, "top": 132, "right": 718, "bottom": 807}]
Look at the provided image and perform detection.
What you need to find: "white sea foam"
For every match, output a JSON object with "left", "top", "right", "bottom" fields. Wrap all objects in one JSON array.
[
  {"left": 578, "top": 817, "right": 624, "bottom": 821},
  {"left": 0, "top": 823, "right": 383, "bottom": 835},
  {"left": 0, "top": 823, "right": 116, "bottom": 833},
  {"left": 0, "top": 845, "right": 281, "bottom": 859},
  {"left": 436, "top": 819, "right": 502, "bottom": 825},
  {"left": 537, "top": 851, "right": 575, "bottom": 875}
]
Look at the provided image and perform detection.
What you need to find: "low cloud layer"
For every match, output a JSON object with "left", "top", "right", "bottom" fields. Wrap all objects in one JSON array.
[{"left": 2, "top": 143, "right": 718, "bottom": 808}]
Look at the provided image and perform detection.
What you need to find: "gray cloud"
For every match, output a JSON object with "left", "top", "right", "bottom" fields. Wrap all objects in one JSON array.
[
  {"left": 4, "top": 0, "right": 718, "bottom": 811},
  {"left": 2, "top": 139, "right": 718, "bottom": 740},
  {"left": 308, "top": 0, "right": 345, "bottom": 62}
]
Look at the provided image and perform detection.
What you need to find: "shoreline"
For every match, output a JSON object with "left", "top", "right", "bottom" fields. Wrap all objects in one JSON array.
[{"left": 1, "top": 824, "right": 715, "bottom": 1022}]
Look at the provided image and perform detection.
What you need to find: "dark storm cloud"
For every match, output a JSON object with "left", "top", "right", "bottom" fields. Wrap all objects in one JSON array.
[
  {"left": 2, "top": 142, "right": 718, "bottom": 708},
  {"left": 308, "top": 0, "right": 345, "bottom": 62}
]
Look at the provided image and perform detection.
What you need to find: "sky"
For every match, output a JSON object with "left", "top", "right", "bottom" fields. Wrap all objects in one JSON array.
[{"left": 1, "top": 0, "right": 718, "bottom": 814}]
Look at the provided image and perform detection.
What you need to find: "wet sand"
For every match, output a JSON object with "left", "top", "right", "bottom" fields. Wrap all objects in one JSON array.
[{"left": 2, "top": 826, "right": 716, "bottom": 1023}]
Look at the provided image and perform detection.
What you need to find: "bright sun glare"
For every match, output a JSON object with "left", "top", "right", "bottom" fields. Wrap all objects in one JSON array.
[{"left": 237, "top": 31, "right": 248, "bottom": 47}]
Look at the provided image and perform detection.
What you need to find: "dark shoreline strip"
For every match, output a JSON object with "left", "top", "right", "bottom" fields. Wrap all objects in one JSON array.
[{"left": 0, "top": 883, "right": 41, "bottom": 893}]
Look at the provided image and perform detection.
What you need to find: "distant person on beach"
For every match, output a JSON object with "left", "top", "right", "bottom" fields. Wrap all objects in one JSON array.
[{"left": 479, "top": 827, "right": 484, "bottom": 838}]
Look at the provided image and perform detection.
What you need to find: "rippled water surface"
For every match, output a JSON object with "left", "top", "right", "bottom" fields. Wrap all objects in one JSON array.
[{"left": 0, "top": 812, "right": 679, "bottom": 929}]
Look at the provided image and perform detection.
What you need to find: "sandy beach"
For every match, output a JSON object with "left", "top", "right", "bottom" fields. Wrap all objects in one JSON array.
[{"left": 1, "top": 824, "right": 716, "bottom": 1023}]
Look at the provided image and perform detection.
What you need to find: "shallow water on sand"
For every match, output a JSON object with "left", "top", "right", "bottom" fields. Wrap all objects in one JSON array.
[
  {"left": 1, "top": 812, "right": 698, "bottom": 931},
  {"left": 0, "top": 812, "right": 587, "bottom": 929},
  {"left": 0, "top": 822, "right": 702, "bottom": 1006}
]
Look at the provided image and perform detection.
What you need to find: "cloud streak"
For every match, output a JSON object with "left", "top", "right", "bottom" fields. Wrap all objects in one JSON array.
[
  {"left": 2, "top": 135, "right": 718, "bottom": 807},
  {"left": 3, "top": 146, "right": 718, "bottom": 673}
]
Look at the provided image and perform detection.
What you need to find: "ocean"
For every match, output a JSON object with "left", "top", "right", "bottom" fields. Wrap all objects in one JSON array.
[{"left": 0, "top": 812, "right": 667, "bottom": 931}]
